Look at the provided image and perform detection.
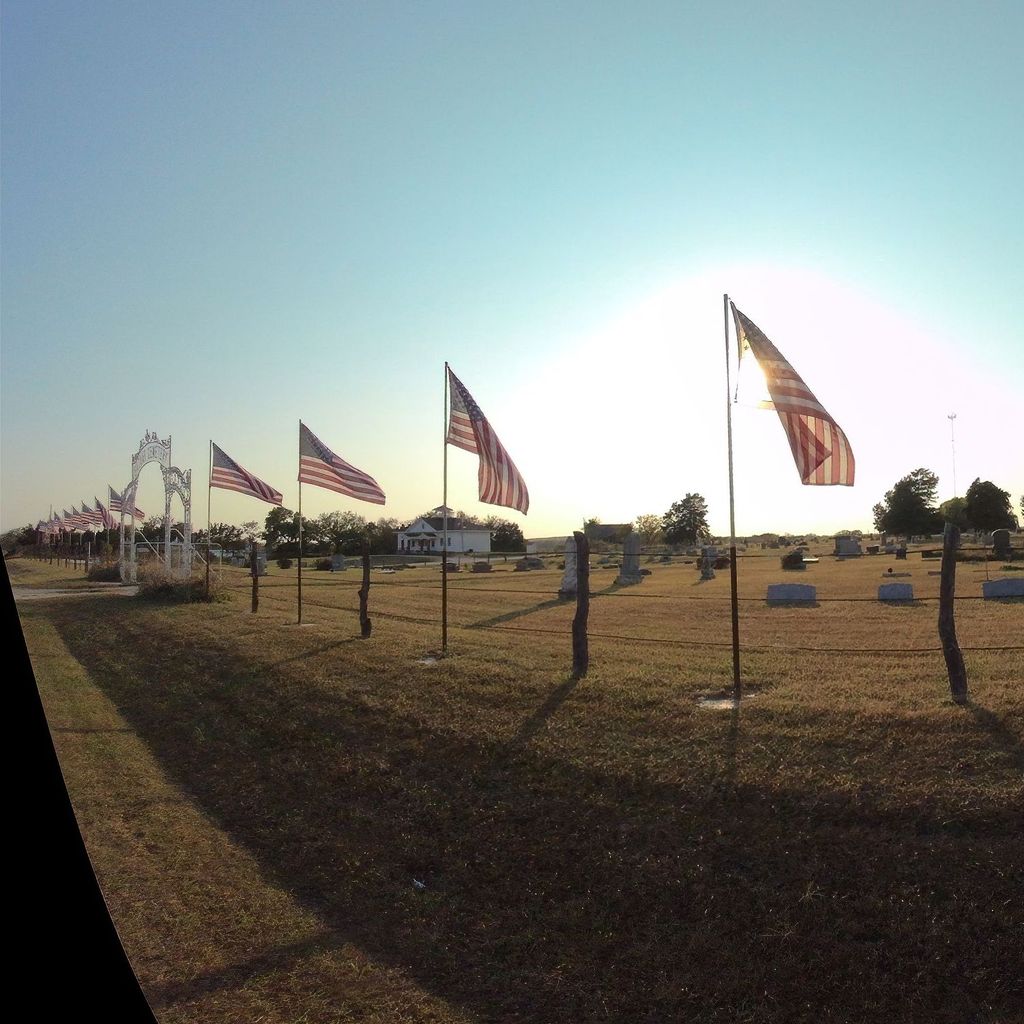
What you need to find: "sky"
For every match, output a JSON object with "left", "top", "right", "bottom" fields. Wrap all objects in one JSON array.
[{"left": 3, "top": 0, "right": 1021, "bottom": 540}]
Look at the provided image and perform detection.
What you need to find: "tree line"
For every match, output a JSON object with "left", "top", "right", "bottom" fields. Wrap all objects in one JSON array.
[{"left": 872, "top": 470, "right": 1019, "bottom": 539}]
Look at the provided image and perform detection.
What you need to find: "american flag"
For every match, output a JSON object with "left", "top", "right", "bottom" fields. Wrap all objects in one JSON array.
[
  {"left": 62, "top": 509, "right": 75, "bottom": 530},
  {"left": 211, "top": 442, "right": 283, "bottom": 505},
  {"left": 79, "top": 501, "right": 100, "bottom": 527},
  {"left": 298, "top": 423, "right": 386, "bottom": 504},
  {"left": 446, "top": 366, "right": 530, "bottom": 514},
  {"left": 109, "top": 485, "right": 144, "bottom": 521},
  {"left": 731, "top": 303, "right": 855, "bottom": 487},
  {"left": 95, "top": 497, "right": 117, "bottom": 529}
]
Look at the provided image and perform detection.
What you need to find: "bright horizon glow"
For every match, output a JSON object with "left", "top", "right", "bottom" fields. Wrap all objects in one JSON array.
[{"left": 2, "top": 2, "right": 1021, "bottom": 540}]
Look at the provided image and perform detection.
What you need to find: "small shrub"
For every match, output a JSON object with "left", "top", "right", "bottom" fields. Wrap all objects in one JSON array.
[
  {"left": 137, "top": 566, "right": 225, "bottom": 603},
  {"left": 316, "top": 558, "right": 333, "bottom": 571},
  {"left": 87, "top": 563, "right": 122, "bottom": 582},
  {"left": 277, "top": 557, "right": 293, "bottom": 569}
]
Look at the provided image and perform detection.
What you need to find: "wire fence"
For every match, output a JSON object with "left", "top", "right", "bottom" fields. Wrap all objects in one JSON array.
[{"left": 214, "top": 568, "right": 1024, "bottom": 658}]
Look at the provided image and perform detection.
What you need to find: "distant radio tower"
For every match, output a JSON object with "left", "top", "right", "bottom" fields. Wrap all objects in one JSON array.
[{"left": 948, "top": 413, "right": 958, "bottom": 496}]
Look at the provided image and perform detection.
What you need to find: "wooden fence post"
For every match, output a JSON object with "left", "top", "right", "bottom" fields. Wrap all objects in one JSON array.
[
  {"left": 359, "top": 542, "right": 372, "bottom": 638},
  {"left": 938, "top": 522, "right": 968, "bottom": 704},
  {"left": 572, "top": 531, "right": 589, "bottom": 678},
  {"left": 250, "top": 540, "right": 259, "bottom": 614}
]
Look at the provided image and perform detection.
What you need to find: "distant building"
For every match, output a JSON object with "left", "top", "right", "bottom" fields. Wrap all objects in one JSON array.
[
  {"left": 396, "top": 506, "right": 491, "bottom": 554},
  {"left": 583, "top": 522, "right": 633, "bottom": 543}
]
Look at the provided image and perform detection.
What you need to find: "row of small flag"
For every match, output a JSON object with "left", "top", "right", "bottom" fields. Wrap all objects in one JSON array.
[
  {"left": 37, "top": 487, "right": 145, "bottom": 536},
  {"left": 36, "top": 310, "right": 856, "bottom": 536}
]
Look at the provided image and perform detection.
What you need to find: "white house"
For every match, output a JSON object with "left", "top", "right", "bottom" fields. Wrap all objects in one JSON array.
[{"left": 396, "top": 506, "right": 492, "bottom": 554}]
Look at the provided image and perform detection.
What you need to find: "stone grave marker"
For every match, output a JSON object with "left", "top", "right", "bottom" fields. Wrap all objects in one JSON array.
[
  {"left": 982, "top": 578, "right": 1024, "bottom": 599},
  {"left": 330, "top": 554, "right": 347, "bottom": 571},
  {"left": 992, "top": 529, "right": 1012, "bottom": 560},
  {"left": 615, "top": 534, "right": 643, "bottom": 585},
  {"left": 699, "top": 545, "right": 717, "bottom": 580},
  {"left": 766, "top": 583, "right": 816, "bottom": 604},
  {"left": 559, "top": 536, "right": 577, "bottom": 596},
  {"left": 878, "top": 582, "right": 914, "bottom": 602}
]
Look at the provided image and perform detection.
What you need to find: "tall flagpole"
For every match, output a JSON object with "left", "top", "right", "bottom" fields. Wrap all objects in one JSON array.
[
  {"left": 442, "top": 362, "right": 449, "bottom": 654},
  {"left": 723, "top": 294, "right": 742, "bottom": 701},
  {"left": 298, "top": 421, "right": 303, "bottom": 625},
  {"left": 206, "top": 439, "right": 212, "bottom": 598}
]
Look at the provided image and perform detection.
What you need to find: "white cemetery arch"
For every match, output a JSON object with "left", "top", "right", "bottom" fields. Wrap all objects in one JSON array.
[{"left": 119, "top": 430, "right": 193, "bottom": 583}]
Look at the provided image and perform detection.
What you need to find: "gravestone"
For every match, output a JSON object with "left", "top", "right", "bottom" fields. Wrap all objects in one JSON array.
[
  {"left": 330, "top": 554, "right": 347, "bottom": 571},
  {"left": 559, "top": 536, "right": 578, "bottom": 596},
  {"left": 866, "top": 545, "right": 880, "bottom": 555},
  {"left": 699, "top": 546, "right": 717, "bottom": 581},
  {"left": 895, "top": 547, "right": 907, "bottom": 560},
  {"left": 834, "top": 536, "right": 862, "bottom": 557},
  {"left": 615, "top": 535, "right": 643, "bottom": 585},
  {"left": 878, "top": 583, "right": 914, "bottom": 602},
  {"left": 992, "top": 529, "right": 1012, "bottom": 559},
  {"left": 472, "top": 561, "right": 492, "bottom": 573},
  {"left": 766, "top": 583, "right": 816, "bottom": 604},
  {"left": 982, "top": 578, "right": 1024, "bottom": 599},
  {"left": 255, "top": 555, "right": 268, "bottom": 577}
]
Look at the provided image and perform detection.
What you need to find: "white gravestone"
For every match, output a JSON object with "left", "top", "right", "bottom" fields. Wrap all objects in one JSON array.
[
  {"left": 559, "top": 536, "right": 577, "bottom": 597},
  {"left": 878, "top": 583, "right": 914, "bottom": 602}
]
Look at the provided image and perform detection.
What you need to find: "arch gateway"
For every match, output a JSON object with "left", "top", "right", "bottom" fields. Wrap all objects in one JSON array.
[{"left": 119, "top": 430, "right": 193, "bottom": 583}]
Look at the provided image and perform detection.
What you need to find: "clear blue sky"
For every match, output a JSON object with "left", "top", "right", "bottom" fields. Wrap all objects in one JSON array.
[{"left": 3, "top": 1, "right": 1021, "bottom": 537}]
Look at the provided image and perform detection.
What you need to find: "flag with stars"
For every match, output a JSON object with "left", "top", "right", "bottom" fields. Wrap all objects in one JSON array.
[
  {"left": 446, "top": 366, "right": 529, "bottom": 514},
  {"left": 298, "top": 423, "right": 385, "bottom": 504}
]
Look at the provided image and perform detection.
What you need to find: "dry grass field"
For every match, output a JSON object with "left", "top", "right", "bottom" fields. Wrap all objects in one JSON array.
[{"left": 13, "top": 546, "right": 1024, "bottom": 1023}]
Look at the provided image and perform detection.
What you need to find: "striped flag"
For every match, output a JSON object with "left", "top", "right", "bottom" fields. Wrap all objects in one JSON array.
[
  {"left": 95, "top": 497, "right": 117, "bottom": 529},
  {"left": 80, "top": 501, "right": 102, "bottom": 527},
  {"left": 731, "top": 303, "right": 855, "bottom": 486},
  {"left": 62, "top": 509, "right": 75, "bottom": 530},
  {"left": 109, "top": 485, "right": 144, "bottom": 521},
  {"left": 211, "top": 442, "right": 283, "bottom": 505},
  {"left": 298, "top": 423, "right": 385, "bottom": 504},
  {"left": 446, "top": 366, "right": 529, "bottom": 514}
]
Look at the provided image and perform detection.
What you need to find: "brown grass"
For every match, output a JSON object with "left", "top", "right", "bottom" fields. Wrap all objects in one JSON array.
[{"left": 17, "top": 548, "right": 1024, "bottom": 1024}]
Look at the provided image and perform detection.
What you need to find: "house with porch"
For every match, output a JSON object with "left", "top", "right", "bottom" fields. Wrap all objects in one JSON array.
[{"left": 396, "top": 506, "right": 492, "bottom": 555}]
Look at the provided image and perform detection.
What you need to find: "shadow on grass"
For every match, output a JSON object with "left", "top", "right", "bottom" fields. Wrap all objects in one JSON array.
[
  {"left": 967, "top": 702, "right": 1024, "bottom": 774},
  {"left": 45, "top": 601, "right": 1024, "bottom": 1024}
]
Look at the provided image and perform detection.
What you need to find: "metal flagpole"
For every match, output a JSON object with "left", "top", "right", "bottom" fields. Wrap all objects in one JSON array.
[
  {"left": 442, "top": 362, "right": 449, "bottom": 655},
  {"left": 206, "top": 440, "right": 213, "bottom": 598},
  {"left": 723, "top": 293, "right": 742, "bottom": 701},
  {"left": 298, "top": 421, "right": 303, "bottom": 625}
]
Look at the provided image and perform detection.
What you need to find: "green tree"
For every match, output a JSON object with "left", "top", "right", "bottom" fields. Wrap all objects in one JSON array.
[
  {"left": 366, "top": 517, "right": 399, "bottom": 555},
  {"left": 315, "top": 510, "right": 367, "bottom": 555},
  {"left": 872, "top": 468, "right": 942, "bottom": 538},
  {"left": 489, "top": 518, "right": 525, "bottom": 552},
  {"left": 634, "top": 514, "right": 665, "bottom": 545},
  {"left": 663, "top": 494, "right": 710, "bottom": 546},
  {"left": 938, "top": 497, "right": 969, "bottom": 528},
  {"left": 209, "top": 522, "right": 244, "bottom": 550},
  {"left": 263, "top": 507, "right": 315, "bottom": 553},
  {"left": 964, "top": 478, "right": 1016, "bottom": 532}
]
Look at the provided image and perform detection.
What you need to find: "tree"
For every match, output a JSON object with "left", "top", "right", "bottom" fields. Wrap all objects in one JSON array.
[
  {"left": 315, "top": 510, "right": 367, "bottom": 554},
  {"left": 634, "top": 514, "right": 665, "bottom": 546},
  {"left": 938, "top": 497, "right": 969, "bottom": 529},
  {"left": 872, "top": 468, "right": 942, "bottom": 538},
  {"left": 1, "top": 524, "right": 36, "bottom": 553},
  {"left": 209, "top": 522, "right": 244, "bottom": 549},
  {"left": 489, "top": 518, "right": 525, "bottom": 552},
  {"left": 662, "top": 494, "right": 710, "bottom": 546},
  {"left": 963, "top": 478, "right": 1016, "bottom": 533},
  {"left": 263, "top": 507, "right": 315, "bottom": 553},
  {"left": 366, "top": 517, "right": 399, "bottom": 555}
]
